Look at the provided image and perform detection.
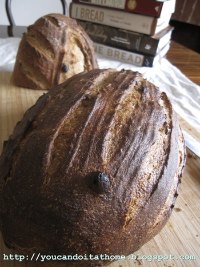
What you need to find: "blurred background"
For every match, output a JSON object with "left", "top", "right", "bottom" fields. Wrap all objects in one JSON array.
[{"left": 0, "top": 0, "right": 70, "bottom": 25}]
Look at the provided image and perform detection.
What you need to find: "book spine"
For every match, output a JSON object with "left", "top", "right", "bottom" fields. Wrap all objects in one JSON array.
[
  {"left": 94, "top": 43, "right": 155, "bottom": 67},
  {"left": 72, "top": 0, "right": 163, "bottom": 17},
  {"left": 70, "top": 3, "right": 156, "bottom": 35},
  {"left": 78, "top": 20, "right": 159, "bottom": 56}
]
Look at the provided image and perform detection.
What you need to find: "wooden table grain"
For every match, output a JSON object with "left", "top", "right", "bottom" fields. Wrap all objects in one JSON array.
[{"left": 166, "top": 41, "right": 200, "bottom": 85}]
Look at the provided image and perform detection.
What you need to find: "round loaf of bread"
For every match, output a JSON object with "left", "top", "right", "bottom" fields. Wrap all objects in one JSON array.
[
  {"left": 0, "top": 69, "right": 185, "bottom": 266},
  {"left": 12, "top": 14, "right": 98, "bottom": 90}
]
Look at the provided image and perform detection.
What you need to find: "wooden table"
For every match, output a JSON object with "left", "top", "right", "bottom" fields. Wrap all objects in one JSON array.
[
  {"left": 166, "top": 41, "right": 200, "bottom": 85},
  {"left": 0, "top": 27, "right": 200, "bottom": 267}
]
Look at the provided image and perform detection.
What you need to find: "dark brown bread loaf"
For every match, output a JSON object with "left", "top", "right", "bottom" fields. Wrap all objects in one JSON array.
[
  {"left": 0, "top": 69, "right": 186, "bottom": 266},
  {"left": 12, "top": 14, "right": 98, "bottom": 90}
]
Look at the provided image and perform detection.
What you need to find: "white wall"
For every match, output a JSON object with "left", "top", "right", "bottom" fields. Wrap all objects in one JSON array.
[{"left": 0, "top": 0, "right": 71, "bottom": 25}]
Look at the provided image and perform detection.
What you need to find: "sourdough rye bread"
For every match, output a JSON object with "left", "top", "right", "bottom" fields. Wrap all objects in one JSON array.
[
  {"left": 12, "top": 14, "right": 98, "bottom": 90},
  {"left": 0, "top": 69, "right": 186, "bottom": 266}
]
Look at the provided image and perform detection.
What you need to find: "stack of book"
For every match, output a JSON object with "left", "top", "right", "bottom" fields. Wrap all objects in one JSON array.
[{"left": 69, "top": 0, "right": 176, "bottom": 67}]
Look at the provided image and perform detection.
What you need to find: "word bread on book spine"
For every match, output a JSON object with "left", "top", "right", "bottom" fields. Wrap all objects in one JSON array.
[
  {"left": 94, "top": 43, "right": 156, "bottom": 67},
  {"left": 70, "top": 3, "right": 165, "bottom": 35}
]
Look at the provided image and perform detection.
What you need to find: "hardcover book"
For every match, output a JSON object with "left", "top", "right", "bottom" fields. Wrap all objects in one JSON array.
[
  {"left": 70, "top": 3, "right": 172, "bottom": 35},
  {"left": 78, "top": 20, "right": 173, "bottom": 56},
  {"left": 94, "top": 42, "right": 170, "bottom": 67},
  {"left": 72, "top": 0, "right": 175, "bottom": 18}
]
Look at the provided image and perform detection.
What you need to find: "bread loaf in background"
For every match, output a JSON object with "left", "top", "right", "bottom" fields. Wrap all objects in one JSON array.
[
  {"left": 12, "top": 14, "right": 98, "bottom": 90},
  {"left": 0, "top": 69, "right": 186, "bottom": 266}
]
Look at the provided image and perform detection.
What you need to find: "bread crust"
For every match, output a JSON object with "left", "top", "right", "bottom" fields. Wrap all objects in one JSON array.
[
  {"left": 0, "top": 69, "right": 186, "bottom": 266},
  {"left": 12, "top": 14, "right": 98, "bottom": 90}
]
